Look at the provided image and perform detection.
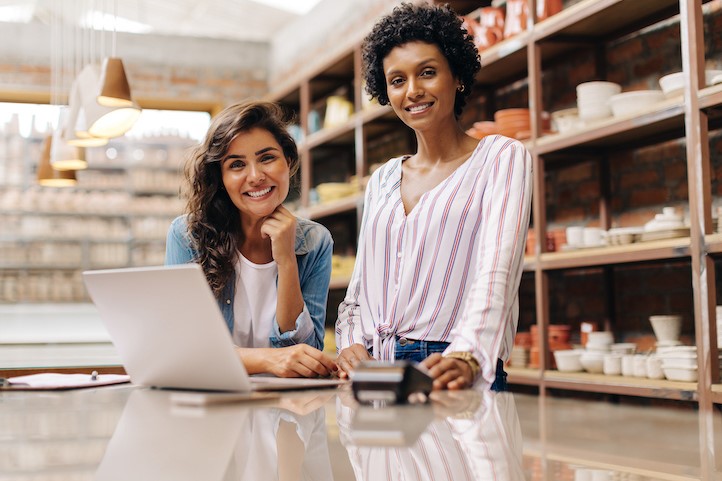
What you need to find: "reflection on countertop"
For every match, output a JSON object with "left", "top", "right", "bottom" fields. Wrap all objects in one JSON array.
[{"left": 1, "top": 384, "right": 719, "bottom": 480}]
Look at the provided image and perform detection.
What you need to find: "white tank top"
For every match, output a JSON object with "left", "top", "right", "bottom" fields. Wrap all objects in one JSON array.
[{"left": 232, "top": 253, "right": 278, "bottom": 348}]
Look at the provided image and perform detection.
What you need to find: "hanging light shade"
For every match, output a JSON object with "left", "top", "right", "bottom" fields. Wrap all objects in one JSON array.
[
  {"left": 97, "top": 57, "right": 134, "bottom": 107},
  {"left": 75, "top": 64, "right": 141, "bottom": 139},
  {"left": 65, "top": 78, "right": 109, "bottom": 147},
  {"left": 51, "top": 107, "right": 87, "bottom": 171},
  {"left": 37, "top": 135, "right": 77, "bottom": 187}
]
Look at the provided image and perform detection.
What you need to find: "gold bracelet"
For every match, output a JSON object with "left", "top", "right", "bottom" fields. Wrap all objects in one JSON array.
[{"left": 443, "top": 351, "right": 481, "bottom": 379}]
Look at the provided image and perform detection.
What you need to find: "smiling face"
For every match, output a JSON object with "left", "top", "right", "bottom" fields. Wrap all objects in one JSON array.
[
  {"left": 383, "top": 41, "right": 460, "bottom": 132},
  {"left": 221, "top": 127, "right": 290, "bottom": 222}
]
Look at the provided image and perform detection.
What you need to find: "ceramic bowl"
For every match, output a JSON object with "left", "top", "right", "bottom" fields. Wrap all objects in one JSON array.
[
  {"left": 580, "top": 351, "right": 605, "bottom": 373},
  {"left": 587, "top": 331, "right": 614, "bottom": 345},
  {"left": 663, "top": 366, "right": 698, "bottom": 382},
  {"left": 649, "top": 315, "right": 682, "bottom": 342},
  {"left": 609, "top": 90, "right": 665, "bottom": 117},
  {"left": 553, "top": 349, "right": 583, "bottom": 372},
  {"left": 658, "top": 72, "right": 684, "bottom": 97},
  {"left": 551, "top": 107, "right": 581, "bottom": 133},
  {"left": 576, "top": 81, "right": 622, "bottom": 98}
]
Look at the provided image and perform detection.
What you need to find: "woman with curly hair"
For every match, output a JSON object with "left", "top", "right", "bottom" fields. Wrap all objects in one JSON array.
[
  {"left": 166, "top": 101, "right": 336, "bottom": 378},
  {"left": 335, "top": 3, "right": 533, "bottom": 391}
]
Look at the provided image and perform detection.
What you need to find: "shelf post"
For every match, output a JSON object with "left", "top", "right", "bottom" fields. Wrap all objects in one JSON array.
[{"left": 679, "top": 0, "right": 718, "bottom": 477}]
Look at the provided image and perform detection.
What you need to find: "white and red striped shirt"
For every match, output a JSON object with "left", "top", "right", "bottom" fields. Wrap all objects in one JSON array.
[{"left": 336, "top": 135, "right": 533, "bottom": 388}]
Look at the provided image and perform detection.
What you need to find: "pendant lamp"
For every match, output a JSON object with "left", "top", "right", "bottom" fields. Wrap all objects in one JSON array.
[
  {"left": 51, "top": 107, "right": 87, "bottom": 171},
  {"left": 75, "top": 64, "right": 141, "bottom": 139},
  {"left": 97, "top": 57, "right": 134, "bottom": 107},
  {"left": 37, "top": 135, "right": 78, "bottom": 187},
  {"left": 64, "top": 77, "right": 109, "bottom": 146}
]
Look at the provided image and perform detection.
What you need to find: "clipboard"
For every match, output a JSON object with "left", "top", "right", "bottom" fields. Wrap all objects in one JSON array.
[{"left": 0, "top": 372, "right": 131, "bottom": 391}]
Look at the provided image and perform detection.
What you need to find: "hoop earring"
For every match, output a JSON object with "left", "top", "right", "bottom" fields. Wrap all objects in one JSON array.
[{"left": 457, "top": 84, "right": 465, "bottom": 93}]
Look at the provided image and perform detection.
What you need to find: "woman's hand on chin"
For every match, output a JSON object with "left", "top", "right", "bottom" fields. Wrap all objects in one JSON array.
[
  {"left": 267, "top": 344, "right": 338, "bottom": 378},
  {"left": 260, "top": 205, "right": 297, "bottom": 266}
]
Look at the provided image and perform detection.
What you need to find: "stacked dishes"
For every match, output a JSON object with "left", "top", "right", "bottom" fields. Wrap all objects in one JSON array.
[
  {"left": 494, "top": 108, "right": 530, "bottom": 139},
  {"left": 576, "top": 81, "right": 621, "bottom": 122},
  {"left": 580, "top": 331, "right": 614, "bottom": 374},
  {"left": 657, "top": 346, "right": 699, "bottom": 381}
]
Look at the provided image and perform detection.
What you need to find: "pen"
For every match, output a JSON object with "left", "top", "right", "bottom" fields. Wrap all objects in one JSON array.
[{"left": 0, "top": 378, "right": 29, "bottom": 387}]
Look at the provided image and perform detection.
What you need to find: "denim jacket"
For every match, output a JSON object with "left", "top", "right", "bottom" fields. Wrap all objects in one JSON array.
[{"left": 165, "top": 215, "right": 333, "bottom": 350}]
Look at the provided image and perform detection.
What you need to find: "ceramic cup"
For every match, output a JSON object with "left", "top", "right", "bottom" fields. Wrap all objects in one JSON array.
[
  {"left": 646, "top": 355, "right": 664, "bottom": 380},
  {"left": 566, "top": 226, "right": 584, "bottom": 247},
  {"left": 603, "top": 353, "right": 622, "bottom": 375},
  {"left": 582, "top": 227, "right": 603, "bottom": 247},
  {"left": 621, "top": 354, "right": 636, "bottom": 376}
]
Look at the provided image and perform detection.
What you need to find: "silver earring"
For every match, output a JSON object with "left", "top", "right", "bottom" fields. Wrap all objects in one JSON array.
[{"left": 457, "top": 85, "right": 465, "bottom": 93}]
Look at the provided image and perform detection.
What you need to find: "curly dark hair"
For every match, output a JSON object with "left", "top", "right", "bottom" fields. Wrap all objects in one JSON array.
[
  {"left": 362, "top": 2, "right": 480, "bottom": 118},
  {"left": 184, "top": 101, "right": 299, "bottom": 297}
]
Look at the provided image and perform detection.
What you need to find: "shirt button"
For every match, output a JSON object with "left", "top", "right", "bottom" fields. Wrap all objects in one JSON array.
[
  {"left": 226, "top": 299, "right": 231, "bottom": 305},
  {"left": 397, "top": 252, "right": 402, "bottom": 258}
]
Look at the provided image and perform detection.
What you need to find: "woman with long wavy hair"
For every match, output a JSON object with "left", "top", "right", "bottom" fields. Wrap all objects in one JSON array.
[{"left": 166, "top": 101, "right": 336, "bottom": 378}]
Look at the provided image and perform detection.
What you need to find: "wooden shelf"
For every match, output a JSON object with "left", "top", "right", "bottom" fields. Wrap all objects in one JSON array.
[
  {"left": 704, "top": 233, "right": 722, "bottom": 254},
  {"left": 543, "top": 371, "right": 698, "bottom": 401},
  {"left": 697, "top": 82, "right": 722, "bottom": 110},
  {"left": 535, "top": 97, "right": 685, "bottom": 156},
  {"left": 522, "top": 255, "right": 536, "bottom": 272},
  {"left": 539, "top": 236, "right": 690, "bottom": 270},
  {"left": 534, "top": 0, "right": 680, "bottom": 43},
  {"left": 295, "top": 194, "right": 363, "bottom": 220},
  {"left": 304, "top": 120, "right": 356, "bottom": 150},
  {"left": 507, "top": 366, "right": 542, "bottom": 385},
  {"left": 476, "top": 32, "right": 530, "bottom": 86},
  {"left": 712, "top": 384, "right": 722, "bottom": 404}
]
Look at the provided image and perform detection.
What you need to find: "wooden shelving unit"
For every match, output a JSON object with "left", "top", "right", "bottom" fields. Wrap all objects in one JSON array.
[{"left": 265, "top": 0, "right": 722, "bottom": 418}]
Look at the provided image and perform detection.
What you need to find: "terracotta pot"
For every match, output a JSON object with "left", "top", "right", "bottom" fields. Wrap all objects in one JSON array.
[{"left": 474, "top": 7, "right": 505, "bottom": 50}]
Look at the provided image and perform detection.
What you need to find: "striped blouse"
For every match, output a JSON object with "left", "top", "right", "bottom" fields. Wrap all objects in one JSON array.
[{"left": 335, "top": 135, "right": 533, "bottom": 388}]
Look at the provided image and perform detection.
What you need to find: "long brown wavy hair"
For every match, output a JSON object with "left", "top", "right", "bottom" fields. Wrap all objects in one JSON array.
[{"left": 184, "top": 101, "right": 300, "bottom": 297}]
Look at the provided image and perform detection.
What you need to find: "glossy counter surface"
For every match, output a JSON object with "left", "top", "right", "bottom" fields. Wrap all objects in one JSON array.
[{"left": 2, "top": 385, "right": 720, "bottom": 480}]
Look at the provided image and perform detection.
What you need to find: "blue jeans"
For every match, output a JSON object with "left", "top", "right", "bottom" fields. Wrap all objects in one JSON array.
[{"left": 383, "top": 337, "right": 508, "bottom": 392}]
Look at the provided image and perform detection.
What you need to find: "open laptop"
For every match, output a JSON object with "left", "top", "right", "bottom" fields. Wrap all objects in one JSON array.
[{"left": 82, "top": 264, "right": 345, "bottom": 392}]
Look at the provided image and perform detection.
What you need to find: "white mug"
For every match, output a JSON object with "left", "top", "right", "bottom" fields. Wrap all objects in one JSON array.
[
  {"left": 566, "top": 226, "right": 584, "bottom": 247},
  {"left": 582, "top": 227, "right": 603, "bottom": 247}
]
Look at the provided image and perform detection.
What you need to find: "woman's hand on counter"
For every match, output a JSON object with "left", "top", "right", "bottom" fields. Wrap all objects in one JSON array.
[
  {"left": 335, "top": 343, "right": 373, "bottom": 379},
  {"left": 236, "top": 345, "right": 337, "bottom": 378},
  {"left": 422, "top": 353, "right": 473, "bottom": 390}
]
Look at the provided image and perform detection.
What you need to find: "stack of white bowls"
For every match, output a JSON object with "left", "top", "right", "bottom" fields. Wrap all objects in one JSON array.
[
  {"left": 576, "top": 81, "right": 621, "bottom": 122},
  {"left": 657, "top": 346, "right": 699, "bottom": 381},
  {"left": 580, "top": 331, "right": 614, "bottom": 373}
]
